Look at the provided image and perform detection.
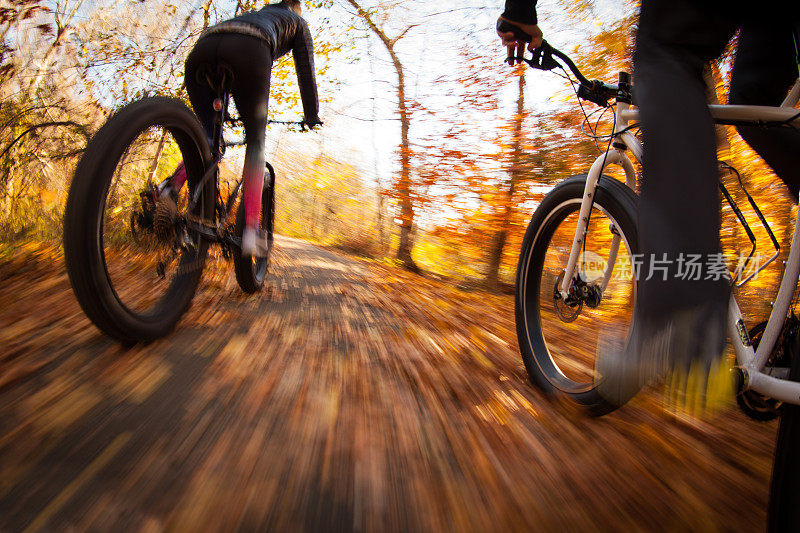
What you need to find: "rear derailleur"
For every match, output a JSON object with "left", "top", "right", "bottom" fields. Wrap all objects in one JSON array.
[
  {"left": 129, "top": 184, "right": 159, "bottom": 239},
  {"left": 130, "top": 183, "right": 197, "bottom": 279}
]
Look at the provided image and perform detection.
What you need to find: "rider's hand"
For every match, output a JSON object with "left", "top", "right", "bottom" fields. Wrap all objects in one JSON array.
[{"left": 497, "top": 16, "right": 543, "bottom": 65}]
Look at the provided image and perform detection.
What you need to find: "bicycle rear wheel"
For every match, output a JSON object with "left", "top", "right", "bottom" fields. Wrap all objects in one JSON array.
[
  {"left": 64, "top": 97, "right": 214, "bottom": 343},
  {"left": 233, "top": 162, "right": 274, "bottom": 293},
  {"left": 768, "top": 329, "right": 800, "bottom": 530},
  {"left": 515, "top": 175, "right": 639, "bottom": 415}
]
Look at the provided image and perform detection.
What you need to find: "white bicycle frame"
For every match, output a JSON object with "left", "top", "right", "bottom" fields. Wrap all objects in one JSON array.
[{"left": 559, "top": 80, "right": 800, "bottom": 404}]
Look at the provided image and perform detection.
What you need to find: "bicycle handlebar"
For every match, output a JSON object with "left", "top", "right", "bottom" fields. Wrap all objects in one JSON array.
[
  {"left": 224, "top": 116, "right": 314, "bottom": 131},
  {"left": 508, "top": 40, "right": 626, "bottom": 108}
]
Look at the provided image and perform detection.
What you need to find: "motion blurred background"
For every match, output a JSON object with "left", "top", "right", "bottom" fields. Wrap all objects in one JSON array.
[
  {"left": 2, "top": 0, "right": 793, "bottom": 291},
  {"left": 1, "top": 0, "right": 796, "bottom": 530}
]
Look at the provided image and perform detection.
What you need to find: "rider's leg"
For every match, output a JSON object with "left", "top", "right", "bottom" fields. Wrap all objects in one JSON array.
[
  {"left": 185, "top": 35, "right": 221, "bottom": 143},
  {"left": 158, "top": 34, "right": 223, "bottom": 200},
  {"left": 213, "top": 34, "right": 273, "bottom": 257},
  {"left": 634, "top": 0, "right": 735, "bottom": 322},
  {"left": 178, "top": 32, "right": 273, "bottom": 248},
  {"left": 598, "top": 0, "right": 737, "bottom": 403},
  {"left": 729, "top": 23, "right": 800, "bottom": 198},
  {"left": 164, "top": 162, "right": 187, "bottom": 195}
]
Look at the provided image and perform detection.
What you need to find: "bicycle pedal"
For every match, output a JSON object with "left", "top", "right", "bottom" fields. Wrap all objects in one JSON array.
[{"left": 178, "top": 230, "right": 196, "bottom": 253}]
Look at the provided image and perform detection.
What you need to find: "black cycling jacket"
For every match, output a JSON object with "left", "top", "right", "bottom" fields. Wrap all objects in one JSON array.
[
  {"left": 502, "top": 0, "right": 538, "bottom": 25},
  {"left": 207, "top": 3, "right": 319, "bottom": 125}
]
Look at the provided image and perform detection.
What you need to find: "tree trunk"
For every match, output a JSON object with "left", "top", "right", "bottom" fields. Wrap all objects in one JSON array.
[
  {"left": 203, "top": 0, "right": 213, "bottom": 30},
  {"left": 147, "top": 131, "right": 167, "bottom": 184},
  {"left": 376, "top": 189, "right": 386, "bottom": 252},
  {"left": 345, "top": 0, "right": 418, "bottom": 271},
  {"left": 395, "top": 72, "right": 417, "bottom": 270},
  {"left": 485, "top": 65, "right": 525, "bottom": 289}
]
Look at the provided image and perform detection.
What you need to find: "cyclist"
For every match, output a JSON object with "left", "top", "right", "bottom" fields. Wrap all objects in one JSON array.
[
  {"left": 498, "top": 1, "right": 800, "bottom": 403},
  {"left": 163, "top": 0, "right": 322, "bottom": 257}
]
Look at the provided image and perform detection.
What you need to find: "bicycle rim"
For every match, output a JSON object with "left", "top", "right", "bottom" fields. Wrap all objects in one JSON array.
[
  {"left": 520, "top": 198, "right": 636, "bottom": 394},
  {"left": 100, "top": 125, "right": 203, "bottom": 319}
]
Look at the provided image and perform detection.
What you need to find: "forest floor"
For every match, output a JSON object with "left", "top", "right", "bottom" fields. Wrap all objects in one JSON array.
[{"left": 0, "top": 235, "right": 778, "bottom": 531}]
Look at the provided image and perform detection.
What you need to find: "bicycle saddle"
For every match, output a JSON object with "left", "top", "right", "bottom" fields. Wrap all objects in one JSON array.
[{"left": 195, "top": 63, "right": 235, "bottom": 93}]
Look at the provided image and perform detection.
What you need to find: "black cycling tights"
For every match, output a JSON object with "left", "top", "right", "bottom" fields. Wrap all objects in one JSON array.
[
  {"left": 633, "top": 0, "right": 799, "bottom": 325},
  {"left": 185, "top": 33, "right": 273, "bottom": 227}
]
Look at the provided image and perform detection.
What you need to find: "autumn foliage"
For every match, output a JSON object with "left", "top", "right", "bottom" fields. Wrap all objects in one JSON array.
[{"left": 0, "top": 0, "right": 795, "bottom": 295}]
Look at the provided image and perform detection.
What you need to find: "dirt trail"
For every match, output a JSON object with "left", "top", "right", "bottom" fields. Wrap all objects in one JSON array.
[{"left": 0, "top": 236, "right": 777, "bottom": 531}]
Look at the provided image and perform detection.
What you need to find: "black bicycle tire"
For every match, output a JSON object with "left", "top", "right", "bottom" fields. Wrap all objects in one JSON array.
[
  {"left": 232, "top": 164, "right": 273, "bottom": 293},
  {"left": 767, "top": 329, "right": 800, "bottom": 530},
  {"left": 64, "top": 97, "right": 214, "bottom": 343},
  {"left": 515, "top": 174, "right": 639, "bottom": 416}
]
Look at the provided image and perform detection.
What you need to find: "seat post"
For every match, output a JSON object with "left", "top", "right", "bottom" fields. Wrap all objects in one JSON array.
[{"left": 201, "top": 64, "right": 234, "bottom": 157}]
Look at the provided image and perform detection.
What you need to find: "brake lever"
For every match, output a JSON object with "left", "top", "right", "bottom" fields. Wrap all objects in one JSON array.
[
  {"left": 528, "top": 41, "right": 559, "bottom": 71},
  {"left": 504, "top": 41, "right": 560, "bottom": 71}
]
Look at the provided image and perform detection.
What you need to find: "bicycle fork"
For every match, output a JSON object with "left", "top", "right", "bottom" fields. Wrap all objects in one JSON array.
[{"left": 558, "top": 148, "right": 638, "bottom": 300}]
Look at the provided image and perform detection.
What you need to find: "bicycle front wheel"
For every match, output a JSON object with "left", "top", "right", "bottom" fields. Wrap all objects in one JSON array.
[
  {"left": 515, "top": 174, "right": 639, "bottom": 415},
  {"left": 64, "top": 97, "right": 214, "bottom": 343}
]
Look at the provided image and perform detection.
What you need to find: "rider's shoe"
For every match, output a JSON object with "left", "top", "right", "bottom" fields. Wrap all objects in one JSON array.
[
  {"left": 241, "top": 226, "right": 270, "bottom": 258},
  {"left": 596, "top": 303, "right": 730, "bottom": 412}
]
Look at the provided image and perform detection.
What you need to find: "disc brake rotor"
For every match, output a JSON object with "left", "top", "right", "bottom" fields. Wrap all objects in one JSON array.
[{"left": 553, "top": 270, "right": 582, "bottom": 322}]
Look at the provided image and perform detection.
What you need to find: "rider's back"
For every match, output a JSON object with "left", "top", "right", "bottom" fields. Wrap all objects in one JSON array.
[
  {"left": 206, "top": 4, "right": 310, "bottom": 59},
  {"left": 200, "top": 2, "right": 318, "bottom": 123}
]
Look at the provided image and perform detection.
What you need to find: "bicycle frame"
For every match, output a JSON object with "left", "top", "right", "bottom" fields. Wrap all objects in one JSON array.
[
  {"left": 181, "top": 89, "right": 279, "bottom": 249},
  {"left": 560, "top": 79, "right": 800, "bottom": 404}
]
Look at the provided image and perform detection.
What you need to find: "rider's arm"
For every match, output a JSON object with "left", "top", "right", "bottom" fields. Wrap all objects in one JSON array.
[
  {"left": 292, "top": 19, "right": 322, "bottom": 128},
  {"left": 497, "top": 0, "right": 543, "bottom": 63},
  {"left": 501, "top": 0, "right": 538, "bottom": 25}
]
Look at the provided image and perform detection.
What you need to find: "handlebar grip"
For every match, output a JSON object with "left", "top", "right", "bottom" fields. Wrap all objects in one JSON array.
[{"left": 496, "top": 19, "right": 533, "bottom": 43}]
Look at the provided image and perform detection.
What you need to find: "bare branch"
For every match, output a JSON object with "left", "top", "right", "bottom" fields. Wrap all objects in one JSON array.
[{"left": 0, "top": 120, "right": 88, "bottom": 161}]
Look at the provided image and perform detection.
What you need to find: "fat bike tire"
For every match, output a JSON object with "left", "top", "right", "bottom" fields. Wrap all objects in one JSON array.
[
  {"left": 233, "top": 162, "right": 274, "bottom": 293},
  {"left": 515, "top": 174, "right": 639, "bottom": 416},
  {"left": 63, "top": 97, "right": 214, "bottom": 343}
]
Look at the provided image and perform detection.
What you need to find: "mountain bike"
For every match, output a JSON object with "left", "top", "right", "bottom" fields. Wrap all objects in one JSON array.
[
  {"left": 64, "top": 65, "right": 303, "bottom": 343},
  {"left": 511, "top": 41, "right": 800, "bottom": 526}
]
